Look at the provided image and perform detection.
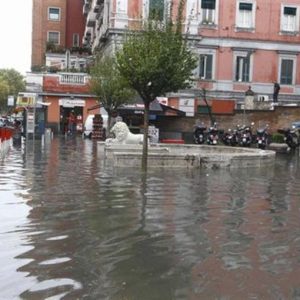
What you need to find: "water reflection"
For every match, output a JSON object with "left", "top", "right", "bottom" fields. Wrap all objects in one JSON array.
[{"left": 0, "top": 138, "right": 300, "bottom": 299}]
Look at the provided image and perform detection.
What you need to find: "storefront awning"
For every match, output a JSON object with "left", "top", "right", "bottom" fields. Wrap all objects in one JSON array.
[
  {"left": 88, "top": 99, "right": 185, "bottom": 117},
  {"left": 37, "top": 101, "right": 52, "bottom": 106}
]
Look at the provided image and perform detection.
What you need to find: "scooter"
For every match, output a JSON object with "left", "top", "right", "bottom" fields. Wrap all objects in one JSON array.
[
  {"left": 256, "top": 125, "right": 269, "bottom": 150},
  {"left": 278, "top": 126, "right": 300, "bottom": 150},
  {"left": 237, "top": 123, "right": 254, "bottom": 147},
  {"left": 222, "top": 128, "right": 238, "bottom": 146},
  {"left": 193, "top": 123, "right": 207, "bottom": 144},
  {"left": 207, "top": 123, "right": 219, "bottom": 145}
]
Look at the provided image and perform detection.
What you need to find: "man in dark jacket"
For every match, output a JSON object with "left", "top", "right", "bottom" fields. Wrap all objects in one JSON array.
[{"left": 273, "top": 82, "right": 280, "bottom": 102}]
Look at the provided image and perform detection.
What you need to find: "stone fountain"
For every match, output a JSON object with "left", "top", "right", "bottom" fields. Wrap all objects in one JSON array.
[{"left": 97, "top": 122, "right": 276, "bottom": 169}]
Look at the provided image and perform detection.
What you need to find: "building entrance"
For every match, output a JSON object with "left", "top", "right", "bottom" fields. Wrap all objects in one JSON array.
[{"left": 60, "top": 106, "right": 83, "bottom": 134}]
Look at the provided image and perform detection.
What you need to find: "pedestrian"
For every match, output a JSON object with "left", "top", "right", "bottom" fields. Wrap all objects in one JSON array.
[
  {"left": 68, "top": 111, "right": 76, "bottom": 134},
  {"left": 273, "top": 82, "right": 280, "bottom": 103}
]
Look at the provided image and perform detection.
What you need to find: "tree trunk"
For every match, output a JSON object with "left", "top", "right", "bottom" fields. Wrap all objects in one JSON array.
[
  {"left": 202, "top": 88, "right": 215, "bottom": 126},
  {"left": 142, "top": 101, "right": 150, "bottom": 171},
  {"left": 107, "top": 114, "right": 112, "bottom": 134}
]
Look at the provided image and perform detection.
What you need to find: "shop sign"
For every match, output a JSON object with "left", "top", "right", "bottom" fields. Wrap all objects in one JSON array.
[
  {"left": 59, "top": 99, "right": 85, "bottom": 107},
  {"left": 134, "top": 110, "right": 144, "bottom": 114},
  {"left": 16, "top": 93, "right": 37, "bottom": 107}
]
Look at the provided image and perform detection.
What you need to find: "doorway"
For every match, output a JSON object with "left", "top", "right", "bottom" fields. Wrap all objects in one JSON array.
[{"left": 60, "top": 106, "right": 83, "bottom": 134}]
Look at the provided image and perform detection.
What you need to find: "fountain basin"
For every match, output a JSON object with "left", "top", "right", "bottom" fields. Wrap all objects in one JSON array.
[{"left": 98, "top": 142, "right": 276, "bottom": 169}]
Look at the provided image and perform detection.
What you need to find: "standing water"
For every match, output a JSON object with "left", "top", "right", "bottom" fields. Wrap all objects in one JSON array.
[{"left": 0, "top": 137, "right": 300, "bottom": 300}]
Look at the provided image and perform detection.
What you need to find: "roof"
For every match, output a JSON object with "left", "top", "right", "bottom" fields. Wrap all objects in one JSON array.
[{"left": 88, "top": 99, "right": 186, "bottom": 117}]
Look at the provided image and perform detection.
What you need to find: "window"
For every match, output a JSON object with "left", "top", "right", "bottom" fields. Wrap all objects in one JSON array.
[
  {"left": 143, "top": 0, "right": 170, "bottom": 22},
  {"left": 280, "top": 58, "right": 294, "bottom": 85},
  {"left": 48, "top": 32, "right": 60, "bottom": 44},
  {"left": 73, "top": 34, "right": 80, "bottom": 47},
  {"left": 236, "top": 1, "right": 255, "bottom": 29},
  {"left": 201, "top": 0, "right": 216, "bottom": 24},
  {"left": 48, "top": 7, "right": 60, "bottom": 21},
  {"left": 199, "top": 54, "right": 213, "bottom": 79},
  {"left": 149, "top": 0, "right": 164, "bottom": 20},
  {"left": 281, "top": 6, "right": 299, "bottom": 32},
  {"left": 235, "top": 55, "right": 250, "bottom": 82}
]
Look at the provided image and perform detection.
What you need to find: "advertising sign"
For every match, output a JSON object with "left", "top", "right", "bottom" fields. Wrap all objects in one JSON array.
[
  {"left": 26, "top": 107, "right": 35, "bottom": 134},
  {"left": 148, "top": 126, "right": 159, "bottom": 143},
  {"left": 7, "top": 95, "right": 14, "bottom": 106},
  {"left": 16, "top": 93, "right": 37, "bottom": 107}
]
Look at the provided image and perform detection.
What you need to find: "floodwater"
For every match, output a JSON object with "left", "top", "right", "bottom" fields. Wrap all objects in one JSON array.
[{"left": 1, "top": 137, "right": 300, "bottom": 300}]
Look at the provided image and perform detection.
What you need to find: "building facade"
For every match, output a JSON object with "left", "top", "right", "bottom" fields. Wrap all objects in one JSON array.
[
  {"left": 32, "top": 0, "right": 89, "bottom": 71},
  {"left": 29, "top": 0, "right": 97, "bottom": 134},
  {"left": 83, "top": 0, "right": 300, "bottom": 114},
  {"left": 42, "top": 72, "right": 98, "bottom": 134}
]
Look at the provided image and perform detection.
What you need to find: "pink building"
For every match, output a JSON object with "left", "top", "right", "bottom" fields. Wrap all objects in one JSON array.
[{"left": 83, "top": 0, "right": 300, "bottom": 111}]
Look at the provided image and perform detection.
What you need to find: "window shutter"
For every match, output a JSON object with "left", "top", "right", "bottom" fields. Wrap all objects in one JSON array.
[
  {"left": 201, "top": 0, "right": 215, "bottom": 10},
  {"left": 281, "top": 59, "right": 293, "bottom": 85},
  {"left": 239, "top": 3, "right": 252, "bottom": 11},
  {"left": 206, "top": 55, "right": 213, "bottom": 79},
  {"left": 149, "top": 0, "right": 164, "bottom": 20},
  {"left": 199, "top": 55, "right": 205, "bottom": 78},
  {"left": 236, "top": 57, "right": 241, "bottom": 81},
  {"left": 284, "top": 7, "right": 297, "bottom": 16},
  {"left": 243, "top": 57, "right": 250, "bottom": 82}
]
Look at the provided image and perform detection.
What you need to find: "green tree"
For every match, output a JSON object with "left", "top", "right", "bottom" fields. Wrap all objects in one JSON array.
[
  {"left": 0, "top": 80, "right": 10, "bottom": 112},
  {"left": 90, "top": 55, "right": 135, "bottom": 131},
  {"left": 116, "top": 1, "right": 197, "bottom": 170},
  {"left": 0, "top": 69, "right": 25, "bottom": 112}
]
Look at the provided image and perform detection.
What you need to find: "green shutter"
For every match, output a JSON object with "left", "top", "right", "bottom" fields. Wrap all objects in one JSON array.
[
  {"left": 201, "top": 0, "right": 215, "bottom": 9},
  {"left": 239, "top": 3, "right": 252, "bottom": 11},
  {"left": 284, "top": 7, "right": 297, "bottom": 16},
  {"left": 197, "top": 105, "right": 211, "bottom": 114}
]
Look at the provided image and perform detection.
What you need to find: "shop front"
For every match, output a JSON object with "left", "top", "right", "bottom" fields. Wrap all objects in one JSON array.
[
  {"left": 44, "top": 95, "right": 98, "bottom": 134},
  {"left": 59, "top": 98, "right": 85, "bottom": 134}
]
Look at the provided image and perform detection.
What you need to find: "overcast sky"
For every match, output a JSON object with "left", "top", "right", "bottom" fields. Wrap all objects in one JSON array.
[{"left": 0, "top": 0, "right": 32, "bottom": 75}]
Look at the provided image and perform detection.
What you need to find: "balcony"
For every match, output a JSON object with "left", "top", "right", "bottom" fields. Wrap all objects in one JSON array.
[
  {"left": 59, "top": 73, "right": 88, "bottom": 85},
  {"left": 94, "top": 0, "right": 104, "bottom": 12},
  {"left": 83, "top": 3, "right": 91, "bottom": 15},
  {"left": 87, "top": 11, "right": 97, "bottom": 27}
]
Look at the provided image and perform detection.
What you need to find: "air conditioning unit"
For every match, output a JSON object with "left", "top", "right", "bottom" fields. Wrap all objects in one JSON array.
[{"left": 258, "top": 95, "right": 269, "bottom": 102}]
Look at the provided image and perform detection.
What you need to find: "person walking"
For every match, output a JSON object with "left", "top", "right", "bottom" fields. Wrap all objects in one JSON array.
[
  {"left": 68, "top": 111, "right": 76, "bottom": 135},
  {"left": 273, "top": 82, "right": 280, "bottom": 103}
]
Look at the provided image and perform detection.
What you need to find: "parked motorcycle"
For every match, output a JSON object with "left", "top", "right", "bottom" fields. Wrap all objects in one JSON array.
[
  {"left": 193, "top": 123, "right": 207, "bottom": 144},
  {"left": 237, "top": 123, "right": 254, "bottom": 147},
  {"left": 207, "top": 123, "right": 219, "bottom": 145},
  {"left": 278, "top": 126, "right": 300, "bottom": 149},
  {"left": 256, "top": 125, "right": 269, "bottom": 150},
  {"left": 222, "top": 128, "right": 238, "bottom": 146}
]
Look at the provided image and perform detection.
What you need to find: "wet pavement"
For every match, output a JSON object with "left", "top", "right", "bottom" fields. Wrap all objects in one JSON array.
[{"left": 0, "top": 137, "right": 300, "bottom": 300}]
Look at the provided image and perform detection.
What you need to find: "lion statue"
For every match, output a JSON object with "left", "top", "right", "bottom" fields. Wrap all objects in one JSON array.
[{"left": 105, "top": 121, "right": 144, "bottom": 145}]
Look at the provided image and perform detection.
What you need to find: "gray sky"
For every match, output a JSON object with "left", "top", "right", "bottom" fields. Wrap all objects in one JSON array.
[{"left": 0, "top": 0, "right": 32, "bottom": 75}]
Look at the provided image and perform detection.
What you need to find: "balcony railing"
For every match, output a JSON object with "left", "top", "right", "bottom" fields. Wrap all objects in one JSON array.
[{"left": 59, "top": 73, "right": 88, "bottom": 85}]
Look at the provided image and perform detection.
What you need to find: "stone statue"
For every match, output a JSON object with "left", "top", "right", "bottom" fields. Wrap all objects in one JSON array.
[{"left": 105, "top": 121, "right": 144, "bottom": 145}]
